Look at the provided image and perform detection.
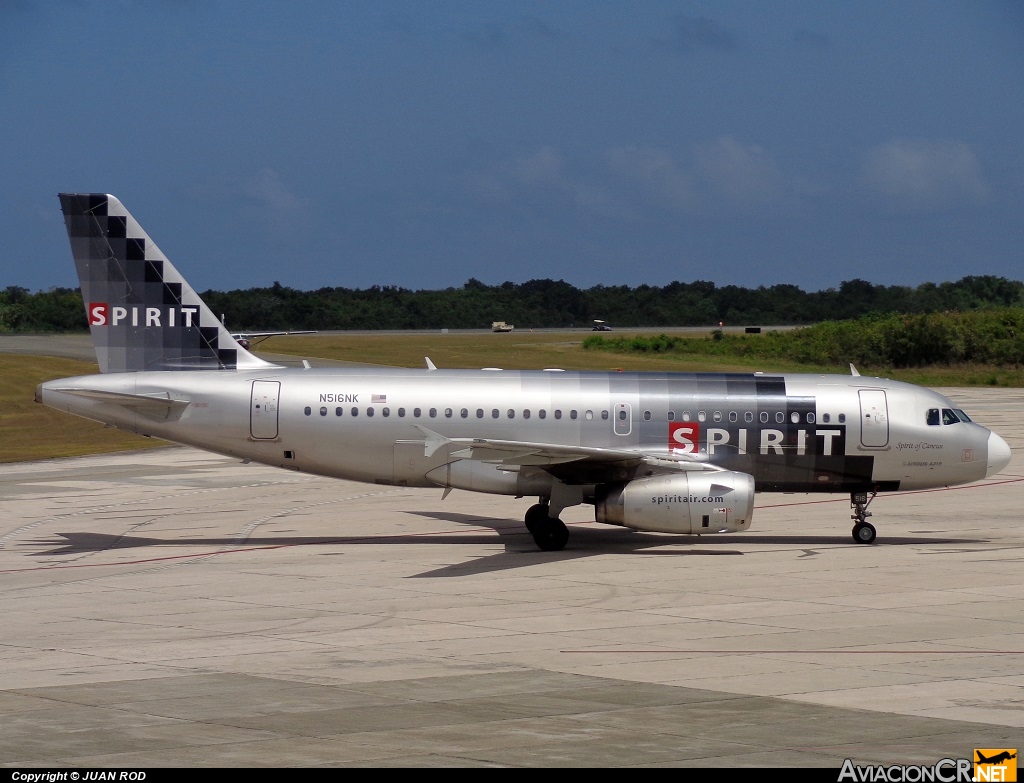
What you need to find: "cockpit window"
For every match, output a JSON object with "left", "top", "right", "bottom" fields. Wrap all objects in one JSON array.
[
  {"left": 941, "top": 408, "right": 961, "bottom": 425},
  {"left": 926, "top": 409, "right": 940, "bottom": 426},
  {"left": 954, "top": 408, "right": 972, "bottom": 423}
]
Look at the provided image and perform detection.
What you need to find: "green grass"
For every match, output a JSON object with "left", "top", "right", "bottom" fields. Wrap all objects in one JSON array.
[
  {"left": 259, "top": 329, "right": 784, "bottom": 372},
  {"left": 263, "top": 331, "right": 1024, "bottom": 386},
  {"left": 0, "top": 354, "right": 161, "bottom": 462}
]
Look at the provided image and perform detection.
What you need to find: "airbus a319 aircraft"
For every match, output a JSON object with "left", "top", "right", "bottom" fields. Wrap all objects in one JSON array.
[{"left": 38, "top": 194, "right": 1012, "bottom": 551}]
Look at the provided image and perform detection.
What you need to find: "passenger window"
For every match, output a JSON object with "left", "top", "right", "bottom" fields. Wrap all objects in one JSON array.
[
  {"left": 822, "top": 413, "right": 830, "bottom": 423},
  {"left": 507, "top": 409, "right": 515, "bottom": 419},
  {"left": 698, "top": 411, "right": 706, "bottom": 422},
  {"left": 554, "top": 410, "right": 562, "bottom": 419},
  {"left": 601, "top": 410, "right": 608, "bottom": 420},
  {"left": 790, "top": 412, "right": 799, "bottom": 423},
  {"left": 760, "top": 411, "right": 769, "bottom": 423},
  {"left": 927, "top": 409, "right": 940, "bottom": 426},
  {"left": 744, "top": 411, "right": 753, "bottom": 423},
  {"left": 366, "top": 407, "right": 374, "bottom": 417},
  {"left": 570, "top": 410, "right": 578, "bottom": 420},
  {"left": 539, "top": 410, "right": 547, "bottom": 419},
  {"left": 585, "top": 410, "right": 593, "bottom": 420},
  {"left": 476, "top": 409, "right": 484, "bottom": 418},
  {"left": 429, "top": 408, "right": 437, "bottom": 418},
  {"left": 351, "top": 407, "right": 359, "bottom": 417},
  {"left": 382, "top": 407, "right": 390, "bottom": 417},
  {"left": 336, "top": 407, "right": 343, "bottom": 416},
  {"left": 413, "top": 408, "right": 421, "bottom": 417},
  {"left": 524, "top": 410, "right": 531, "bottom": 419},
  {"left": 807, "top": 412, "right": 815, "bottom": 424},
  {"left": 682, "top": 411, "right": 691, "bottom": 421},
  {"left": 776, "top": 412, "right": 785, "bottom": 424},
  {"left": 713, "top": 411, "right": 722, "bottom": 422},
  {"left": 492, "top": 409, "right": 499, "bottom": 419},
  {"left": 838, "top": 413, "right": 846, "bottom": 424},
  {"left": 667, "top": 411, "right": 675, "bottom": 421},
  {"left": 460, "top": 408, "right": 468, "bottom": 418},
  {"left": 729, "top": 411, "right": 737, "bottom": 423},
  {"left": 320, "top": 407, "right": 327, "bottom": 416},
  {"left": 445, "top": 408, "right": 453, "bottom": 418},
  {"left": 398, "top": 408, "right": 405, "bottom": 417},
  {"left": 643, "top": 410, "right": 651, "bottom": 421},
  {"left": 304, "top": 406, "right": 311, "bottom": 416}
]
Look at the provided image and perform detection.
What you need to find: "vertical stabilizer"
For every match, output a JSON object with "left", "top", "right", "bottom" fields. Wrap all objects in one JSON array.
[{"left": 59, "top": 193, "right": 271, "bottom": 372}]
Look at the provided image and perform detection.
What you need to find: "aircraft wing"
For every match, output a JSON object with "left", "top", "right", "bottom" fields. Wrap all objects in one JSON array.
[
  {"left": 411, "top": 427, "right": 717, "bottom": 484},
  {"left": 231, "top": 331, "right": 317, "bottom": 340}
]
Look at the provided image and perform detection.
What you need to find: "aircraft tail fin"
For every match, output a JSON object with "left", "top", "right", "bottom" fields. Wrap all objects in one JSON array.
[{"left": 59, "top": 193, "right": 272, "bottom": 373}]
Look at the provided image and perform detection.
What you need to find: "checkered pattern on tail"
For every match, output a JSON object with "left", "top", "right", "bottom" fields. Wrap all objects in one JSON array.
[{"left": 59, "top": 193, "right": 270, "bottom": 373}]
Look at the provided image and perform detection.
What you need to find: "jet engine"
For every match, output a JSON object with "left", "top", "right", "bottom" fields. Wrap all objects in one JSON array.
[{"left": 594, "top": 470, "right": 755, "bottom": 535}]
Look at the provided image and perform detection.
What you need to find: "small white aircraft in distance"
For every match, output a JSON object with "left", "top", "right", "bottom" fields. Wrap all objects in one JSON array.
[
  {"left": 228, "top": 331, "right": 317, "bottom": 351},
  {"left": 38, "top": 194, "right": 1012, "bottom": 551}
]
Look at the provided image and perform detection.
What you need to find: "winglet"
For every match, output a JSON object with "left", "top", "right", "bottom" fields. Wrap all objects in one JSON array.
[
  {"left": 425, "top": 357, "right": 437, "bottom": 371},
  {"left": 850, "top": 363, "right": 860, "bottom": 376}
]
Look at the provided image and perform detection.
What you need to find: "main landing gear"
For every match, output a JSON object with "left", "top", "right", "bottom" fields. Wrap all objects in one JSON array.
[
  {"left": 851, "top": 491, "right": 877, "bottom": 544},
  {"left": 525, "top": 502, "right": 569, "bottom": 552}
]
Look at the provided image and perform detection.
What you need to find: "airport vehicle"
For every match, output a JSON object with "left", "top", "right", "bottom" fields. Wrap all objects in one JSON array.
[
  {"left": 491, "top": 321, "right": 514, "bottom": 333},
  {"left": 38, "top": 194, "right": 1012, "bottom": 551}
]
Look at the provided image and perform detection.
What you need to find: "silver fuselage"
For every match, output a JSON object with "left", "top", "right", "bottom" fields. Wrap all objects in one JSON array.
[{"left": 40, "top": 367, "right": 1004, "bottom": 499}]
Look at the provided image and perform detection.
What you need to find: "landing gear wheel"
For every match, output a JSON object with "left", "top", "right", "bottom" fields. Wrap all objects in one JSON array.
[
  {"left": 852, "top": 522, "right": 876, "bottom": 545},
  {"left": 850, "top": 491, "right": 878, "bottom": 545},
  {"left": 524, "top": 503, "right": 548, "bottom": 534},
  {"left": 531, "top": 517, "right": 569, "bottom": 552}
]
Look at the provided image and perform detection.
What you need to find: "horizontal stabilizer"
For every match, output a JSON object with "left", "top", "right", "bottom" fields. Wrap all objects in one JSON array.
[{"left": 48, "top": 387, "right": 190, "bottom": 421}]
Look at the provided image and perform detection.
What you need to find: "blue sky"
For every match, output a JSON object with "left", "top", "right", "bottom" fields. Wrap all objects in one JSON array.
[{"left": 3, "top": 1, "right": 1022, "bottom": 294}]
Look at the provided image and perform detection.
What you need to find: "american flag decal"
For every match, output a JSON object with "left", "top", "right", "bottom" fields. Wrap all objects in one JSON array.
[{"left": 371, "top": 394, "right": 387, "bottom": 404}]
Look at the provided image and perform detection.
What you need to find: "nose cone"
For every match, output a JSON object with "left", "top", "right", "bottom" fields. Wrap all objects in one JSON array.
[{"left": 986, "top": 430, "right": 1012, "bottom": 477}]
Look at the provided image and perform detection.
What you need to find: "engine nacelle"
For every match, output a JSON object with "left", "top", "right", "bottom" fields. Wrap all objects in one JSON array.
[{"left": 594, "top": 471, "right": 755, "bottom": 534}]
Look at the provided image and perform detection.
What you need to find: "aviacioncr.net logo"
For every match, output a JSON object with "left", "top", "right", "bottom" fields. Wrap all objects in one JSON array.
[{"left": 838, "top": 758, "right": 973, "bottom": 782}]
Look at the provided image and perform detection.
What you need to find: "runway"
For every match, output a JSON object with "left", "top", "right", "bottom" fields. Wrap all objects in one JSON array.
[{"left": 1, "top": 387, "right": 1021, "bottom": 767}]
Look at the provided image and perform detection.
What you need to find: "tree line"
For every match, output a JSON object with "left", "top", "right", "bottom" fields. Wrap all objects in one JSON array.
[
  {"left": 2, "top": 275, "right": 1023, "bottom": 333},
  {"left": 584, "top": 308, "right": 1024, "bottom": 368}
]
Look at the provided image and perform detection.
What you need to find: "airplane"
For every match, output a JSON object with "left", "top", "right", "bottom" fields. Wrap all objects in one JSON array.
[
  {"left": 37, "top": 194, "right": 1012, "bottom": 552},
  {"left": 976, "top": 752, "right": 1016, "bottom": 765},
  {"left": 228, "top": 330, "right": 317, "bottom": 351}
]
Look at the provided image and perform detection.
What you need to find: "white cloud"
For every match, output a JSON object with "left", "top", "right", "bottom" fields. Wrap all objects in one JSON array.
[
  {"left": 860, "top": 139, "right": 990, "bottom": 213},
  {"left": 241, "top": 169, "right": 304, "bottom": 213},
  {"left": 510, "top": 146, "right": 568, "bottom": 187},
  {"left": 468, "top": 138, "right": 801, "bottom": 222},
  {"left": 605, "top": 146, "right": 697, "bottom": 212},
  {"left": 693, "top": 136, "right": 787, "bottom": 208},
  {"left": 467, "top": 146, "right": 621, "bottom": 217}
]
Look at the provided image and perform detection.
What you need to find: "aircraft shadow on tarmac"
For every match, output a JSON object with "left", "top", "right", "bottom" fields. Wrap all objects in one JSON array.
[{"left": 27, "top": 514, "right": 988, "bottom": 578}]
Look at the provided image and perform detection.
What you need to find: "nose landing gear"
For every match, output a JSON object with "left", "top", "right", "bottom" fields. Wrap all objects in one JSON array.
[{"left": 851, "top": 491, "right": 877, "bottom": 544}]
